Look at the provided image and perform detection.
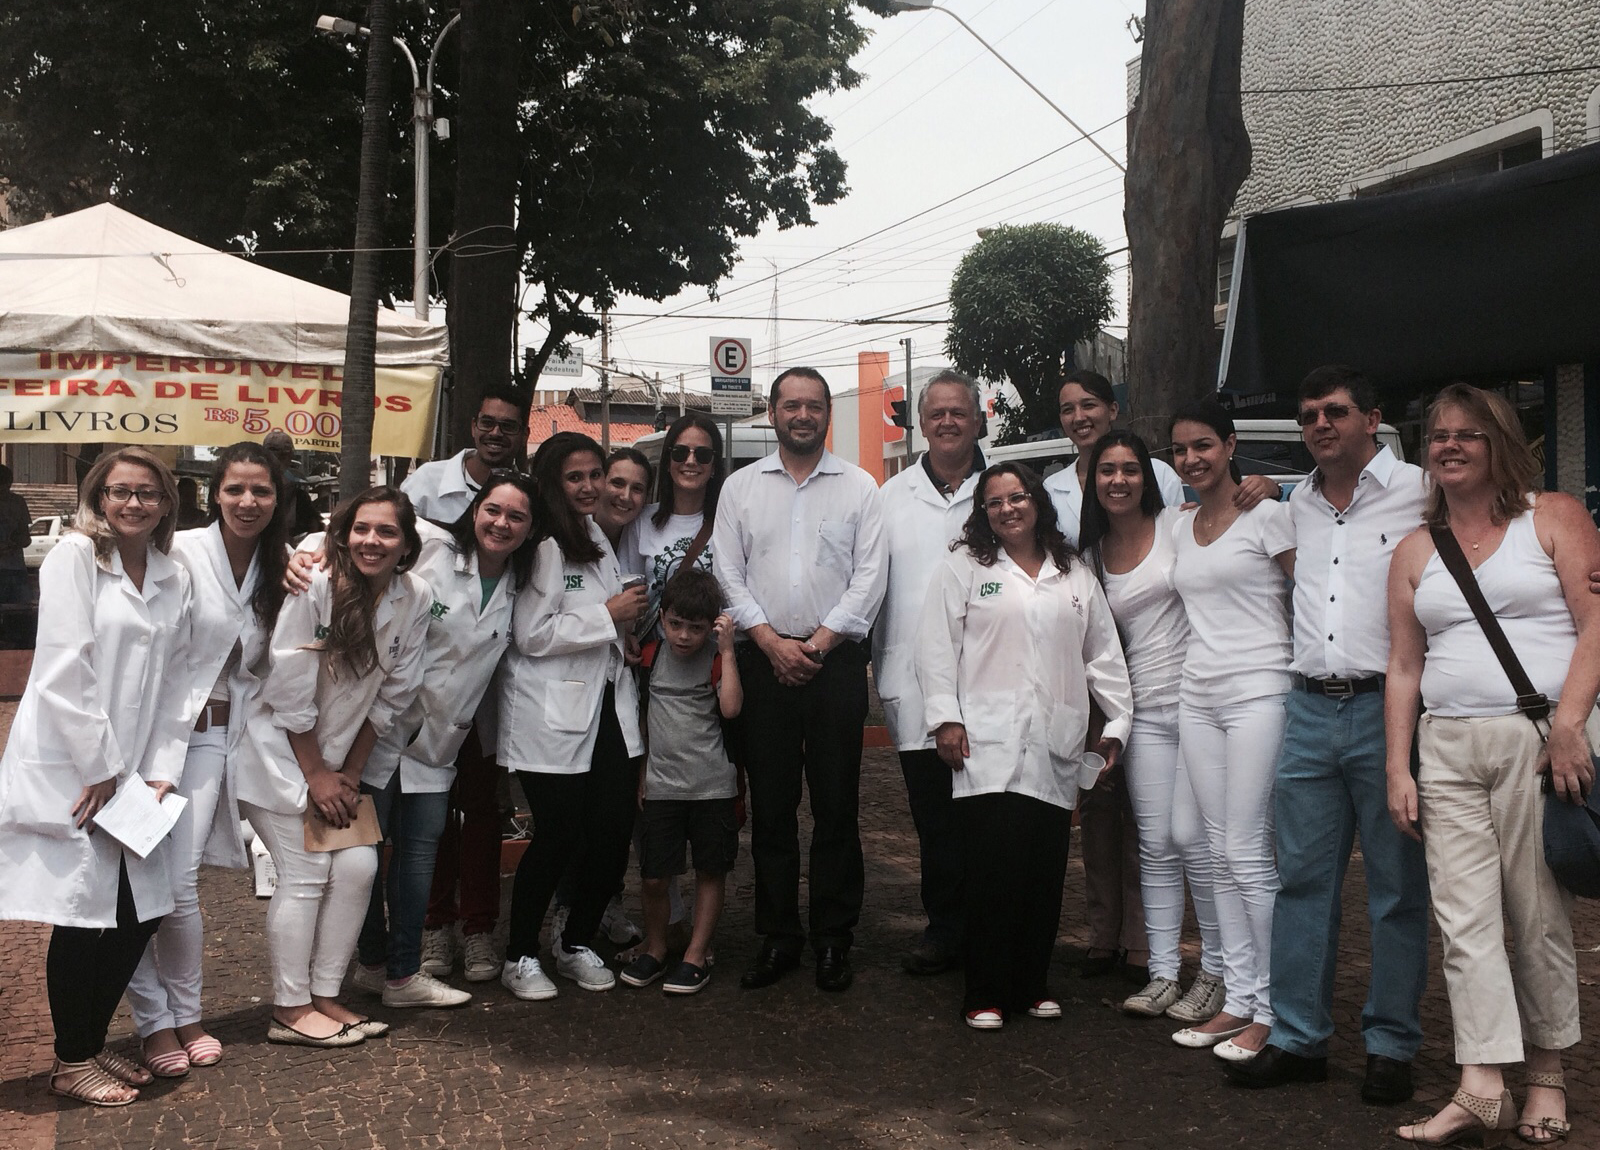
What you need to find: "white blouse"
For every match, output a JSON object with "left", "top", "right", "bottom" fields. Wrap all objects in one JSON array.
[{"left": 1099, "top": 507, "right": 1190, "bottom": 710}]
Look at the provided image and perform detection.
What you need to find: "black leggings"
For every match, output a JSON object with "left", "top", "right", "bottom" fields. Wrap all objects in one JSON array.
[{"left": 47, "top": 860, "right": 163, "bottom": 1062}]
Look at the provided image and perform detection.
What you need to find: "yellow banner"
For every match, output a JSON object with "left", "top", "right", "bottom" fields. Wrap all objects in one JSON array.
[{"left": 0, "top": 352, "right": 439, "bottom": 457}]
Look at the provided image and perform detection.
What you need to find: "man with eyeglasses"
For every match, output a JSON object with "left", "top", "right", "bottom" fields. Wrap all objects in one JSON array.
[
  {"left": 712, "top": 366, "right": 887, "bottom": 993},
  {"left": 872, "top": 370, "right": 987, "bottom": 977},
  {"left": 1227, "top": 365, "right": 1429, "bottom": 1105},
  {"left": 400, "top": 385, "right": 530, "bottom": 523}
]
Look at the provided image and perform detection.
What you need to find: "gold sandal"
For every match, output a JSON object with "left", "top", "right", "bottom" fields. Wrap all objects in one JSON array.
[
  {"left": 1397, "top": 1088, "right": 1516, "bottom": 1147},
  {"left": 49, "top": 1059, "right": 139, "bottom": 1107},
  {"left": 93, "top": 1048, "right": 154, "bottom": 1087},
  {"left": 1517, "top": 1071, "right": 1570, "bottom": 1146}
]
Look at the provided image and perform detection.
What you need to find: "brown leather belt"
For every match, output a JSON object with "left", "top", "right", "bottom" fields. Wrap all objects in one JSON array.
[{"left": 194, "top": 700, "right": 231, "bottom": 732}]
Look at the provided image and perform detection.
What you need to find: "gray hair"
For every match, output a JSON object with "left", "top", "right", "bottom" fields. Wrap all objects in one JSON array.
[{"left": 917, "top": 369, "right": 982, "bottom": 419}]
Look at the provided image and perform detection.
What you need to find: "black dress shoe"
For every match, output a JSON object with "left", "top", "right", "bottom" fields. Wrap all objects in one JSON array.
[
  {"left": 739, "top": 945, "right": 800, "bottom": 990},
  {"left": 900, "top": 940, "right": 958, "bottom": 976},
  {"left": 815, "top": 946, "right": 853, "bottom": 992},
  {"left": 1224, "top": 1044, "right": 1328, "bottom": 1089},
  {"left": 1078, "top": 948, "right": 1123, "bottom": 979},
  {"left": 1361, "top": 1054, "right": 1414, "bottom": 1106}
]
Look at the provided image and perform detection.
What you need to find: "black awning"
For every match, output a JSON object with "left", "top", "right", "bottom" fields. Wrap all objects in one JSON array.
[{"left": 1220, "top": 142, "right": 1600, "bottom": 409}]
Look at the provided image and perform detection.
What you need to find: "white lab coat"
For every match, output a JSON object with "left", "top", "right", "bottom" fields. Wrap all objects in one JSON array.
[
  {"left": 0, "top": 533, "right": 195, "bottom": 928},
  {"left": 233, "top": 566, "right": 431, "bottom": 815},
  {"left": 872, "top": 460, "right": 981, "bottom": 751},
  {"left": 365, "top": 521, "right": 515, "bottom": 792},
  {"left": 169, "top": 524, "right": 277, "bottom": 868},
  {"left": 916, "top": 547, "right": 1133, "bottom": 812},
  {"left": 498, "top": 520, "right": 643, "bottom": 773}
]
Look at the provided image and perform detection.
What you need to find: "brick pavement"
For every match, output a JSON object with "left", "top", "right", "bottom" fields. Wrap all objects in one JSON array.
[{"left": 3, "top": 735, "right": 1599, "bottom": 1148}]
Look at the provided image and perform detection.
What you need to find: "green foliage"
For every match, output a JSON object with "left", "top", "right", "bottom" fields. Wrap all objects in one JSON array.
[{"left": 944, "top": 223, "right": 1114, "bottom": 444}]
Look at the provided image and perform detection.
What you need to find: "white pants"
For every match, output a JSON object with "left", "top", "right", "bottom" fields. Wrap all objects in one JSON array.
[
  {"left": 1124, "top": 704, "right": 1221, "bottom": 982},
  {"left": 126, "top": 726, "right": 228, "bottom": 1035},
  {"left": 1180, "top": 694, "right": 1286, "bottom": 1024},
  {"left": 241, "top": 801, "right": 378, "bottom": 1006}
]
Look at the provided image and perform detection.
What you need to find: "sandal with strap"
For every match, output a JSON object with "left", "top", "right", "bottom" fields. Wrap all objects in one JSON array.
[
  {"left": 1397, "top": 1087, "right": 1516, "bottom": 1147},
  {"left": 140, "top": 1037, "right": 191, "bottom": 1079},
  {"left": 49, "top": 1059, "right": 139, "bottom": 1108},
  {"left": 181, "top": 1034, "right": 223, "bottom": 1068},
  {"left": 1517, "top": 1071, "right": 1570, "bottom": 1146},
  {"left": 93, "top": 1048, "right": 153, "bottom": 1086}
]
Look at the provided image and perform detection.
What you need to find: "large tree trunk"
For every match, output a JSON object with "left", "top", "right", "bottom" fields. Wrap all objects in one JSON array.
[
  {"left": 338, "top": 0, "right": 396, "bottom": 501},
  {"left": 447, "top": 0, "right": 522, "bottom": 453},
  {"left": 1123, "top": 0, "right": 1251, "bottom": 444}
]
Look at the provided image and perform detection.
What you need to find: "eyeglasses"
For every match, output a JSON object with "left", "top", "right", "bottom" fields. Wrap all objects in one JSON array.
[
  {"left": 1426, "top": 429, "right": 1490, "bottom": 447},
  {"left": 669, "top": 445, "right": 716, "bottom": 464},
  {"left": 983, "top": 492, "right": 1032, "bottom": 514},
  {"left": 1295, "top": 402, "right": 1358, "bottom": 426},
  {"left": 473, "top": 415, "right": 524, "bottom": 437},
  {"left": 102, "top": 485, "right": 167, "bottom": 506}
]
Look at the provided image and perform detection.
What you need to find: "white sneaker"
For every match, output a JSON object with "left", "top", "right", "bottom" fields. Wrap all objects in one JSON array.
[
  {"left": 420, "top": 927, "right": 454, "bottom": 977},
  {"left": 462, "top": 933, "right": 501, "bottom": 983},
  {"left": 547, "top": 903, "right": 571, "bottom": 950},
  {"left": 1165, "top": 970, "right": 1227, "bottom": 1023},
  {"left": 500, "top": 955, "right": 558, "bottom": 1001},
  {"left": 382, "top": 971, "right": 472, "bottom": 1009},
  {"left": 554, "top": 945, "right": 616, "bottom": 992},
  {"left": 1123, "top": 976, "right": 1182, "bottom": 1018},
  {"left": 600, "top": 896, "right": 643, "bottom": 946},
  {"left": 350, "top": 962, "right": 387, "bottom": 997}
]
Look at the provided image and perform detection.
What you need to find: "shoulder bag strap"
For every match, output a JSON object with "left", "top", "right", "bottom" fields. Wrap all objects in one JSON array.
[
  {"left": 636, "top": 515, "right": 715, "bottom": 640},
  {"left": 1428, "top": 523, "right": 1551, "bottom": 724}
]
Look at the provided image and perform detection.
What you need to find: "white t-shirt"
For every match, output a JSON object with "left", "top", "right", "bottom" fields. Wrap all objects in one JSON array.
[
  {"left": 1172, "top": 500, "right": 1295, "bottom": 708},
  {"left": 619, "top": 505, "right": 713, "bottom": 638},
  {"left": 1099, "top": 507, "right": 1189, "bottom": 710}
]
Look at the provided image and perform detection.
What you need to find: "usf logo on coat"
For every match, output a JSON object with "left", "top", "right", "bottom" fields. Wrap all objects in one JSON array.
[
  {"left": 978, "top": 581, "right": 1003, "bottom": 598},
  {"left": 564, "top": 574, "right": 584, "bottom": 591}
]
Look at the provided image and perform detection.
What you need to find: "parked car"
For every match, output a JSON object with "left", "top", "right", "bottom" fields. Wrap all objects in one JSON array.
[{"left": 25, "top": 515, "right": 65, "bottom": 569}]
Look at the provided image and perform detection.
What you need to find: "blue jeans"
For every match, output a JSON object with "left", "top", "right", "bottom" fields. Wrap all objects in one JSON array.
[
  {"left": 1267, "top": 690, "right": 1430, "bottom": 1060},
  {"left": 357, "top": 777, "right": 452, "bottom": 980}
]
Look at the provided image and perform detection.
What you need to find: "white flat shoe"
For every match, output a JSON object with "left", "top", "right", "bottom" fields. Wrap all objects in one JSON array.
[
  {"left": 1171, "top": 1022, "right": 1249, "bottom": 1048},
  {"left": 1212, "top": 1037, "right": 1262, "bottom": 1062}
]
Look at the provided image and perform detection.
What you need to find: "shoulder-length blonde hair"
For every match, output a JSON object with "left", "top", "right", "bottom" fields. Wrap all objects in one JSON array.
[
  {"left": 1423, "top": 382, "right": 1539, "bottom": 527},
  {"left": 72, "top": 447, "right": 180, "bottom": 564}
]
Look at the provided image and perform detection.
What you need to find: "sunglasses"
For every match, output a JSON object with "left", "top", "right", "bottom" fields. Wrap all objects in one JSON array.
[
  {"left": 669, "top": 445, "right": 716, "bottom": 464},
  {"left": 1295, "top": 403, "right": 1359, "bottom": 426}
]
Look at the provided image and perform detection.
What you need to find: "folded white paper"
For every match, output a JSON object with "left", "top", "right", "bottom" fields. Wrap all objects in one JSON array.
[{"left": 92, "top": 779, "right": 187, "bottom": 859}]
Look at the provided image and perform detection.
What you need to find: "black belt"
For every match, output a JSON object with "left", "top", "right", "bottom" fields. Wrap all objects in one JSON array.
[{"left": 1293, "top": 673, "right": 1384, "bottom": 699}]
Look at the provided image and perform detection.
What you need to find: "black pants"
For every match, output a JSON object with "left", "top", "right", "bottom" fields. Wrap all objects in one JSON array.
[
  {"left": 47, "top": 860, "right": 163, "bottom": 1062},
  {"left": 505, "top": 686, "right": 638, "bottom": 961},
  {"left": 738, "top": 640, "right": 868, "bottom": 954},
  {"left": 899, "top": 748, "right": 966, "bottom": 953},
  {"left": 959, "top": 791, "right": 1071, "bottom": 1016}
]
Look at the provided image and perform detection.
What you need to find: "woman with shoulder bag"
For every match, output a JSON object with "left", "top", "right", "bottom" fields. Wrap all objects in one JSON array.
[{"left": 1386, "top": 384, "right": 1600, "bottom": 1147}]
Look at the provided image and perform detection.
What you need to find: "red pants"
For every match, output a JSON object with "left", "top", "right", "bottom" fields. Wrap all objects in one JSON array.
[{"left": 425, "top": 726, "right": 504, "bottom": 937}]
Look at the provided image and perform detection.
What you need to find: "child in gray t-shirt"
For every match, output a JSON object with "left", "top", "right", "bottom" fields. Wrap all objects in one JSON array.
[{"left": 620, "top": 568, "right": 742, "bottom": 995}]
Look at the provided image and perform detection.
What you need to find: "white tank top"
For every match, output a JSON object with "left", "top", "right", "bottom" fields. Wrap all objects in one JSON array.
[
  {"left": 1414, "top": 503, "right": 1576, "bottom": 717},
  {"left": 1100, "top": 507, "right": 1189, "bottom": 709}
]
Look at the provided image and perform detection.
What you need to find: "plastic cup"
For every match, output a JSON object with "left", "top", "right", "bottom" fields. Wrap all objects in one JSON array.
[{"left": 1078, "top": 751, "right": 1107, "bottom": 790}]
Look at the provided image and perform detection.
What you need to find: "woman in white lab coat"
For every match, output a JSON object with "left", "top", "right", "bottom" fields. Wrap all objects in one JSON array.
[
  {"left": 234, "top": 486, "right": 431, "bottom": 1048},
  {"left": 498, "top": 433, "right": 647, "bottom": 1001},
  {"left": 349, "top": 472, "right": 537, "bottom": 1009},
  {"left": 124, "top": 442, "right": 293, "bottom": 1077},
  {"left": 917, "top": 462, "right": 1133, "bottom": 1031},
  {"left": 0, "top": 447, "right": 193, "bottom": 1107}
]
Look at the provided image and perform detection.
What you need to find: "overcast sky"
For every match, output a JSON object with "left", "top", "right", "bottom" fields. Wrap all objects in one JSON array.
[{"left": 533, "top": 0, "right": 1145, "bottom": 397}]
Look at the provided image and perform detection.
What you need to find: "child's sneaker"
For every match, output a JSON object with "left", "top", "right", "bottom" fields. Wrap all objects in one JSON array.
[
  {"left": 619, "top": 953, "right": 667, "bottom": 988},
  {"left": 662, "top": 961, "right": 710, "bottom": 995},
  {"left": 555, "top": 945, "right": 616, "bottom": 991}
]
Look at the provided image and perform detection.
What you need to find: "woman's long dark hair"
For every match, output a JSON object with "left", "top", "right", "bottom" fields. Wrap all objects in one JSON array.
[
  {"left": 446, "top": 470, "right": 540, "bottom": 591},
  {"left": 1077, "top": 431, "right": 1163, "bottom": 558},
  {"left": 652, "top": 412, "right": 725, "bottom": 528},
  {"left": 1169, "top": 399, "right": 1242, "bottom": 484},
  {"left": 529, "top": 432, "right": 604, "bottom": 564},
  {"left": 207, "top": 441, "right": 293, "bottom": 630},
  {"left": 321, "top": 486, "right": 421, "bottom": 678},
  {"left": 953, "top": 462, "right": 1076, "bottom": 572}
]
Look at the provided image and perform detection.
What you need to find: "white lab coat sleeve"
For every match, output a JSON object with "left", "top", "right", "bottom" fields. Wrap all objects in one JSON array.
[
  {"left": 30, "top": 539, "right": 130, "bottom": 787},
  {"left": 711, "top": 488, "right": 769, "bottom": 633},
  {"left": 262, "top": 575, "right": 326, "bottom": 735},
  {"left": 1155, "top": 460, "right": 1186, "bottom": 510},
  {"left": 618, "top": 516, "right": 646, "bottom": 577},
  {"left": 821, "top": 480, "right": 888, "bottom": 639},
  {"left": 142, "top": 570, "right": 197, "bottom": 785},
  {"left": 1080, "top": 574, "right": 1134, "bottom": 749},
  {"left": 369, "top": 580, "right": 433, "bottom": 738},
  {"left": 916, "top": 556, "right": 970, "bottom": 733},
  {"left": 512, "top": 538, "right": 616, "bottom": 657}
]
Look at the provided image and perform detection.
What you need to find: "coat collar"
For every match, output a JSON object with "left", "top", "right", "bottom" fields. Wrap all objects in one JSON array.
[
  {"left": 108, "top": 541, "right": 184, "bottom": 601},
  {"left": 195, "top": 522, "right": 260, "bottom": 607}
]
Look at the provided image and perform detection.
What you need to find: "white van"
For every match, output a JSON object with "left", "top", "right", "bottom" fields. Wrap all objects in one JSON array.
[{"left": 632, "top": 423, "right": 776, "bottom": 475}]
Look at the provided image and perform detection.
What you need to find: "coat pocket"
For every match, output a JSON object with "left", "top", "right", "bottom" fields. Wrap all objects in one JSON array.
[
  {"left": 543, "top": 680, "right": 594, "bottom": 734},
  {"left": 0, "top": 763, "right": 87, "bottom": 840}
]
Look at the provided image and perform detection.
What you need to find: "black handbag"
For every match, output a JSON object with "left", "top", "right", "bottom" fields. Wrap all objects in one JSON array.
[{"left": 1430, "top": 524, "right": 1600, "bottom": 898}]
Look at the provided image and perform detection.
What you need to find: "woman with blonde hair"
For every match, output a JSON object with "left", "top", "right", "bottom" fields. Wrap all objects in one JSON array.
[
  {"left": 0, "top": 448, "right": 194, "bottom": 1106},
  {"left": 1387, "top": 384, "right": 1600, "bottom": 1146}
]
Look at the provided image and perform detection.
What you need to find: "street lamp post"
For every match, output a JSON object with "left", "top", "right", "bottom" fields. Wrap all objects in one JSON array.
[
  {"left": 886, "top": 1, "right": 1125, "bottom": 173},
  {"left": 316, "top": 14, "right": 461, "bottom": 320}
]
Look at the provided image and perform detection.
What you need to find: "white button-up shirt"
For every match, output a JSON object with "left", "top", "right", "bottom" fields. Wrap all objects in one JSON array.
[
  {"left": 1289, "top": 445, "right": 1426, "bottom": 679},
  {"left": 712, "top": 449, "right": 887, "bottom": 641},
  {"left": 400, "top": 448, "right": 480, "bottom": 523}
]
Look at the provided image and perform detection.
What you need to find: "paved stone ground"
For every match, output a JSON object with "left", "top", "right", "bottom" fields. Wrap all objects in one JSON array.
[{"left": 3, "top": 717, "right": 1600, "bottom": 1147}]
